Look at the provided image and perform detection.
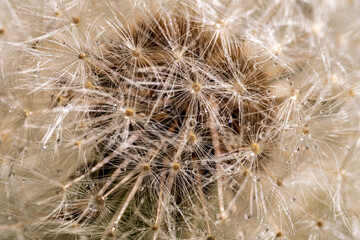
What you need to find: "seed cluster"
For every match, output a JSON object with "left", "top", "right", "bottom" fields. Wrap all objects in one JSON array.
[{"left": 67, "top": 9, "right": 292, "bottom": 239}]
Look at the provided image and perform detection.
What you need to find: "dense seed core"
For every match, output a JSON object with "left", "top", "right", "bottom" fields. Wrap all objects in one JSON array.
[{"left": 79, "top": 10, "right": 283, "bottom": 238}]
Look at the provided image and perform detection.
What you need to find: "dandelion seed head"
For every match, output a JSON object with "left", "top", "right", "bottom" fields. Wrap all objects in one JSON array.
[{"left": 1, "top": 0, "right": 360, "bottom": 239}]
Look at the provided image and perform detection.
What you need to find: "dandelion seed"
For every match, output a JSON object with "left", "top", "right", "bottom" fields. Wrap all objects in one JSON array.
[
  {"left": 330, "top": 74, "right": 339, "bottom": 84},
  {"left": 215, "top": 19, "right": 226, "bottom": 29},
  {"left": 172, "top": 163, "right": 180, "bottom": 171},
  {"left": 85, "top": 81, "right": 93, "bottom": 89},
  {"left": 251, "top": 143, "right": 261, "bottom": 155},
  {"left": 142, "top": 164, "right": 150, "bottom": 172},
  {"left": 272, "top": 43, "right": 282, "bottom": 55},
  {"left": 316, "top": 221, "right": 323, "bottom": 228},
  {"left": 349, "top": 89, "right": 355, "bottom": 97},
  {"left": 233, "top": 82, "right": 245, "bottom": 94},
  {"left": 107, "top": 229, "right": 116, "bottom": 238},
  {"left": 174, "top": 49, "right": 184, "bottom": 59},
  {"left": 311, "top": 23, "right": 322, "bottom": 35},
  {"left": 290, "top": 88, "right": 300, "bottom": 100},
  {"left": 72, "top": 17, "right": 80, "bottom": 24},
  {"left": 78, "top": 53, "right": 86, "bottom": 59},
  {"left": 124, "top": 108, "right": 135, "bottom": 117},
  {"left": 192, "top": 83, "right": 202, "bottom": 93},
  {"left": 24, "top": 110, "right": 32, "bottom": 117},
  {"left": 131, "top": 48, "right": 141, "bottom": 58},
  {"left": 275, "top": 232, "right": 283, "bottom": 238},
  {"left": 302, "top": 124, "right": 310, "bottom": 135},
  {"left": 187, "top": 133, "right": 197, "bottom": 143}
]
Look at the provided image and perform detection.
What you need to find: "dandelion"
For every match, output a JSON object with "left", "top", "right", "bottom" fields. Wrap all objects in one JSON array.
[{"left": 0, "top": 0, "right": 360, "bottom": 239}]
